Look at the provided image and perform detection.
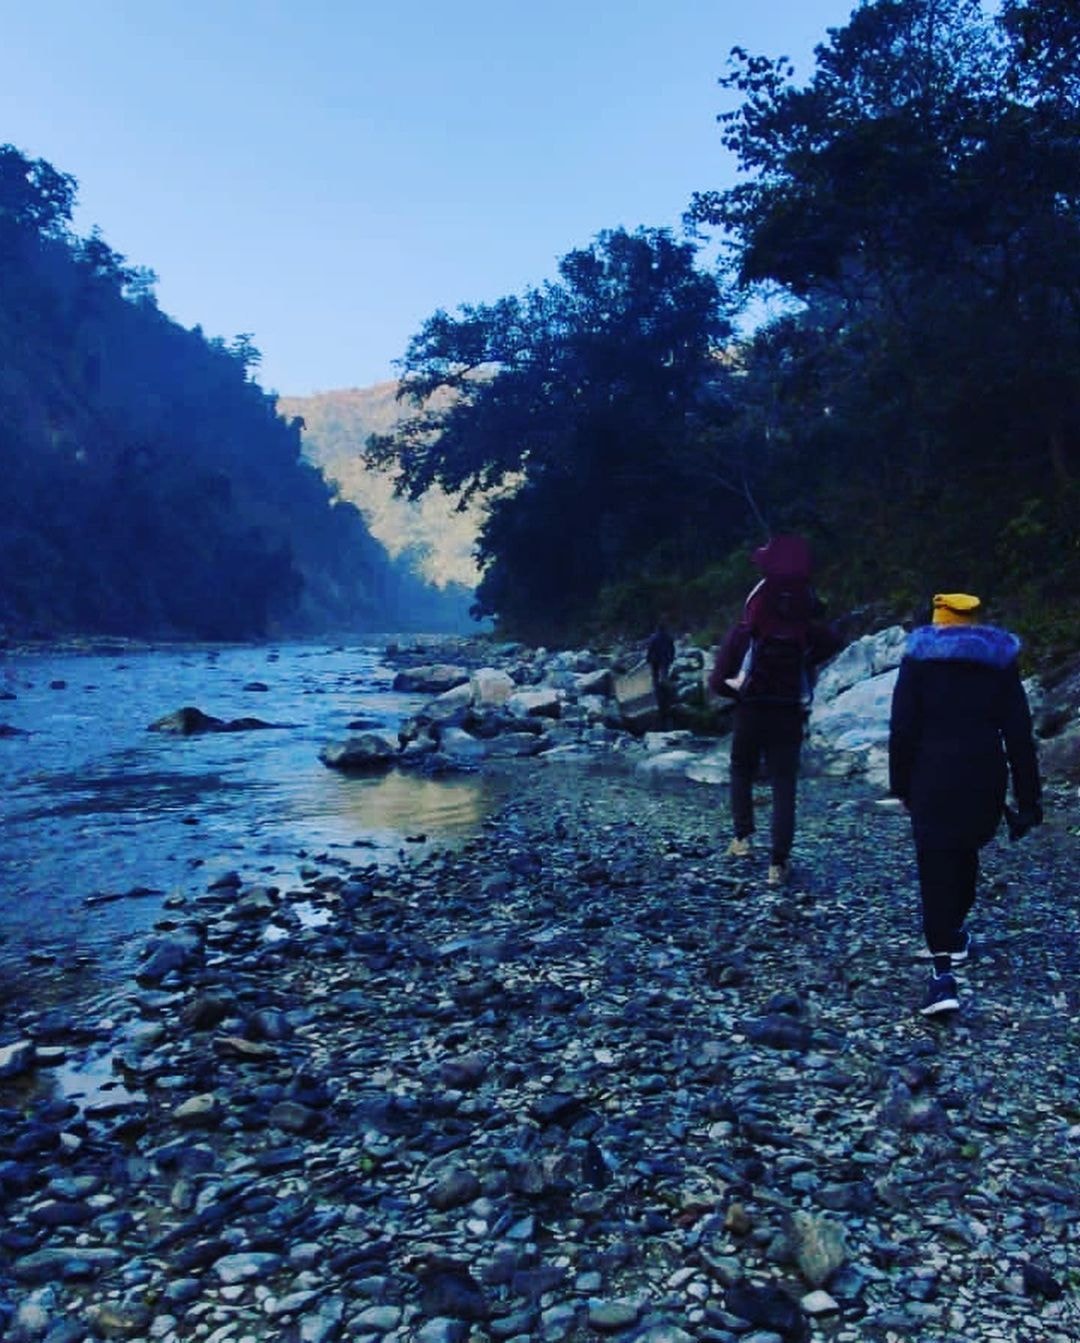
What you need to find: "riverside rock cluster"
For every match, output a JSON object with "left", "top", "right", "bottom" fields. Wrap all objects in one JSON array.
[
  {"left": 1, "top": 635, "right": 1078, "bottom": 1342},
  {"left": 318, "top": 631, "right": 1080, "bottom": 794}
]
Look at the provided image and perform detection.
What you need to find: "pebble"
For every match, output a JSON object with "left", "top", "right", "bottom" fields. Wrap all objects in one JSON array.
[{"left": 0, "top": 739, "right": 1077, "bottom": 1341}]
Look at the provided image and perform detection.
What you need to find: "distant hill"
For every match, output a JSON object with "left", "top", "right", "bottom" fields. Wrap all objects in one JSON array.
[{"left": 277, "top": 384, "right": 483, "bottom": 591}]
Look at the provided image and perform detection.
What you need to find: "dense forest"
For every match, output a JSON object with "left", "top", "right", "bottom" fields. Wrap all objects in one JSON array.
[
  {"left": 4, "top": 0, "right": 1076, "bottom": 657},
  {"left": 367, "top": 0, "right": 1080, "bottom": 661},
  {"left": 0, "top": 146, "right": 465, "bottom": 641}
]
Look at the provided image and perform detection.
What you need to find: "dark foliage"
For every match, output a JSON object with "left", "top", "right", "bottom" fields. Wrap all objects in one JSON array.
[
  {"left": 685, "top": 0, "right": 1080, "bottom": 654},
  {"left": 368, "top": 2, "right": 1080, "bottom": 657},
  {"left": 365, "top": 227, "right": 741, "bottom": 641},
  {"left": 0, "top": 144, "right": 442, "bottom": 640}
]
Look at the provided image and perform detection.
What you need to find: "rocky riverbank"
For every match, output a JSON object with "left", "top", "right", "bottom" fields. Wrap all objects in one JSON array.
[{"left": 1, "top": 745, "right": 1078, "bottom": 1342}]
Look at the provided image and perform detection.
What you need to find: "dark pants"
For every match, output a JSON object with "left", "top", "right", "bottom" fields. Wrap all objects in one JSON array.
[
  {"left": 650, "top": 667, "right": 672, "bottom": 726},
  {"left": 730, "top": 702, "right": 805, "bottom": 864},
  {"left": 916, "top": 846, "right": 978, "bottom": 955}
]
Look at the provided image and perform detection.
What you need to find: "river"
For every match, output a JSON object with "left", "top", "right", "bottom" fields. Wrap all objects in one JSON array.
[{"left": 0, "top": 640, "right": 503, "bottom": 1001}]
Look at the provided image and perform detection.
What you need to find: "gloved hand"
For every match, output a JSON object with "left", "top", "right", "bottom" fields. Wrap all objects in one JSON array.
[{"left": 1004, "top": 802, "right": 1043, "bottom": 842}]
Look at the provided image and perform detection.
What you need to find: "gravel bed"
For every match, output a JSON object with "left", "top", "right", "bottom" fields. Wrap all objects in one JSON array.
[{"left": 0, "top": 760, "right": 1077, "bottom": 1342}]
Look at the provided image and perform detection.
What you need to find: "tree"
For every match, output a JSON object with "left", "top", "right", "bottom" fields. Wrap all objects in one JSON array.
[
  {"left": 688, "top": 0, "right": 1007, "bottom": 306},
  {"left": 686, "top": 0, "right": 1080, "bottom": 648},
  {"left": 0, "top": 143, "right": 76, "bottom": 238},
  {"left": 365, "top": 228, "right": 732, "bottom": 636},
  {"left": 228, "top": 332, "right": 263, "bottom": 378},
  {"left": 1001, "top": 0, "right": 1080, "bottom": 107}
]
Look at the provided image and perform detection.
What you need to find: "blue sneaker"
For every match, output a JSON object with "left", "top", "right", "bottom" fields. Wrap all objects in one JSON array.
[{"left": 919, "top": 972, "right": 959, "bottom": 1017}]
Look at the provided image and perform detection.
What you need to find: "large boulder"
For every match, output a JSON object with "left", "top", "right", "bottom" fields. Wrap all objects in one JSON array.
[
  {"left": 1039, "top": 722, "right": 1080, "bottom": 783},
  {"left": 684, "top": 743, "right": 731, "bottom": 786},
  {"left": 1033, "top": 654, "right": 1080, "bottom": 741},
  {"left": 806, "top": 668, "right": 898, "bottom": 784},
  {"left": 471, "top": 667, "right": 516, "bottom": 708},
  {"left": 426, "top": 682, "right": 474, "bottom": 719},
  {"left": 437, "top": 727, "right": 489, "bottom": 765},
  {"left": 319, "top": 732, "right": 399, "bottom": 772},
  {"left": 574, "top": 667, "right": 612, "bottom": 697},
  {"left": 813, "top": 625, "right": 907, "bottom": 702},
  {"left": 148, "top": 707, "right": 277, "bottom": 734},
  {"left": 613, "top": 661, "right": 659, "bottom": 733},
  {"left": 506, "top": 688, "right": 562, "bottom": 720},
  {"left": 804, "top": 626, "right": 908, "bottom": 783},
  {"left": 391, "top": 664, "right": 470, "bottom": 695}
]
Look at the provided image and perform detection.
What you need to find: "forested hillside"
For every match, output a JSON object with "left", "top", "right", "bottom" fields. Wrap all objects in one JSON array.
[
  {"left": 0, "top": 145, "right": 465, "bottom": 641},
  {"left": 366, "top": 0, "right": 1080, "bottom": 662},
  {"left": 276, "top": 386, "right": 483, "bottom": 594}
]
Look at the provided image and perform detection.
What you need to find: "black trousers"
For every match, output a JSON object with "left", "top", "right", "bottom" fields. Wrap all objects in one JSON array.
[
  {"left": 915, "top": 846, "right": 978, "bottom": 955},
  {"left": 729, "top": 702, "right": 805, "bottom": 864}
]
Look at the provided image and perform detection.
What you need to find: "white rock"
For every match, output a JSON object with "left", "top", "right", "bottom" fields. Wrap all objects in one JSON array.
[
  {"left": 814, "top": 625, "right": 907, "bottom": 702},
  {"left": 430, "top": 682, "right": 473, "bottom": 713},
  {"left": 0, "top": 1040, "right": 35, "bottom": 1078},
  {"left": 172, "top": 1093, "right": 222, "bottom": 1125},
  {"left": 471, "top": 666, "right": 515, "bottom": 706},
  {"left": 643, "top": 730, "right": 694, "bottom": 753},
  {"left": 635, "top": 750, "right": 698, "bottom": 775},
  {"left": 438, "top": 727, "right": 488, "bottom": 761},
  {"left": 506, "top": 688, "right": 562, "bottom": 718},
  {"left": 801, "top": 1289, "right": 840, "bottom": 1314}
]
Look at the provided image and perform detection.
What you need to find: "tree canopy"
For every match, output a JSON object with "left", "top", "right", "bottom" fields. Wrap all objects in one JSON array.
[
  {"left": 366, "top": 228, "right": 735, "bottom": 639},
  {"left": 368, "top": 0, "right": 1080, "bottom": 654},
  {"left": 683, "top": 0, "right": 1080, "bottom": 646}
]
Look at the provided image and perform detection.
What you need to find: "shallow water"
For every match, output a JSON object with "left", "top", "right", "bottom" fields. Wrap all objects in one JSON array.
[{"left": 0, "top": 641, "right": 501, "bottom": 991}]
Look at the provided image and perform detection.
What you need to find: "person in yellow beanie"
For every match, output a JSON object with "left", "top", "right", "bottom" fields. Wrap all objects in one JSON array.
[{"left": 889, "top": 593, "right": 1042, "bottom": 1017}]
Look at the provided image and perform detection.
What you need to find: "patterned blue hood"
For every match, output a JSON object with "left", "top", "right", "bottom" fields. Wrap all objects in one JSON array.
[{"left": 905, "top": 624, "right": 1020, "bottom": 668}]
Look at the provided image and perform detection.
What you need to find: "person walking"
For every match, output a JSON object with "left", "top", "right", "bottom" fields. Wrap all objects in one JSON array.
[
  {"left": 645, "top": 617, "right": 676, "bottom": 727},
  {"left": 709, "top": 536, "right": 840, "bottom": 886},
  {"left": 888, "top": 592, "right": 1042, "bottom": 1016}
]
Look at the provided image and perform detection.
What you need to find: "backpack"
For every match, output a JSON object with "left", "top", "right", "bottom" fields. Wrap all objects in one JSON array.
[
  {"left": 737, "top": 633, "right": 813, "bottom": 705},
  {"left": 734, "top": 578, "right": 816, "bottom": 705}
]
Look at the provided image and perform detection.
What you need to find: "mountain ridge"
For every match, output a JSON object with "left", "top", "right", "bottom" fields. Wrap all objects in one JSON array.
[{"left": 277, "top": 384, "right": 483, "bottom": 593}]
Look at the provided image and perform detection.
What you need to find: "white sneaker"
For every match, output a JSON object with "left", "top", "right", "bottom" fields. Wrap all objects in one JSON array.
[
  {"left": 917, "top": 930, "right": 971, "bottom": 965},
  {"left": 727, "top": 837, "right": 751, "bottom": 858},
  {"left": 767, "top": 861, "right": 790, "bottom": 887}
]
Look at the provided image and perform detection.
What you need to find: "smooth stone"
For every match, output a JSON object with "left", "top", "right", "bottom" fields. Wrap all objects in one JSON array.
[
  {"left": 0, "top": 1039, "right": 35, "bottom": 1078},
  {"left": 800, "top": 1289, "right": 839, "bottom": 1315},
  {"left": 588, "top": 1299, "right": 643, "bottom": 1330},
  {"left": 172, "top": 1093, "right": 222, "bottom": 1126},
  {"left": 12, "top": 1246, "right": 124, "bottom": 1284},
  {"left": 212, "top": 1251, "right": 283, "bottom": 1284},
  {"left": 787, "top": 1210, "right": 847, "bottom": 1288}
]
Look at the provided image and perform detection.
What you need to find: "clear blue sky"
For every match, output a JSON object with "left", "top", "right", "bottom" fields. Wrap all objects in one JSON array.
[{"left": 2, "top": 1, "right": 858, "bottom": 397}]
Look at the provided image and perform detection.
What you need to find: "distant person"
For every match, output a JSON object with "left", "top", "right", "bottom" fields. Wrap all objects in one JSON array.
[
  {"left": 889, "top": 592, "right": 1042, "bottom": 1017},
  {"left": 709, "top": 536, "right": 841, "bottom": 886},
  {"left": 646, "top": 617, "right": 676, "bottom": 723}
]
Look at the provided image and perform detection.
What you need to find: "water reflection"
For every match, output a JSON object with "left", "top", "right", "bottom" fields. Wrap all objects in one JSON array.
[
  {"left": 326, "top": 768, "right": 492, "bottom": 839},
  {"left": 0, "top": 642, "right": 506, "bottom": 997}
]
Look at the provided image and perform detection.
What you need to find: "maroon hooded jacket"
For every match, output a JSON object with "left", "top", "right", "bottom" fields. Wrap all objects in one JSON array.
[{"left": 709, "top": 535, "right": 840, "bottom": 703}]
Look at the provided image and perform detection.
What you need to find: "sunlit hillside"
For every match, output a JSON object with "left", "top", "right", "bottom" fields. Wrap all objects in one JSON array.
[{"left": 278, "top": 385, "right": 483, "bottom": 592}]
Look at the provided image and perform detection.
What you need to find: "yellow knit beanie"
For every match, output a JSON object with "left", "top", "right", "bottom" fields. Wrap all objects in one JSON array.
[{"left": 932, "top": 593, "right": 982, "bottom": 625}]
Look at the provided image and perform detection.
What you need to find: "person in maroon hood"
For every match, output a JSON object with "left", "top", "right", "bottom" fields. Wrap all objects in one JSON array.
[{"left": 709, "top": 536, "right": 841, "bottom": 886}]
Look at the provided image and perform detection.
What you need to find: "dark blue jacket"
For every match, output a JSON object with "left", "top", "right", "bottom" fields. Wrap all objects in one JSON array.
[{"left": 889, "top": 625, "right": 1041, "bottom": 849}]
